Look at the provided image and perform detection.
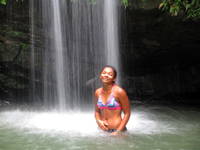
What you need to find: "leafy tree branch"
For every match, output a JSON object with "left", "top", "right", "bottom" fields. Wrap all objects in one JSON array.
[{"left": 159, "top": 0, "right": 200, "bottom": 19}]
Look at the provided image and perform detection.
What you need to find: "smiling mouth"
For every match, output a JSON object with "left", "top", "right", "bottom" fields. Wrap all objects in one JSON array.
[{"left": 102, "top": 78, "right": 111, "bottom": 82}]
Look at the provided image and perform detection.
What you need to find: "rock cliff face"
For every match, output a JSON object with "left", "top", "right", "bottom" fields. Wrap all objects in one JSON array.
[
  {"left": 120, "top": 7, "right": 200, "bottom": 103},
  {"left": 0, "top": 1, "right": 30, "bottom": 104},
  {"left": 0, "top": 1, "right": 200, "bottom": 105}
]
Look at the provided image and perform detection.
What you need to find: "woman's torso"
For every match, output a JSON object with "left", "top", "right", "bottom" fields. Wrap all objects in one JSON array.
[{"left": 96, "top": 86, "right": 122, "bottom": 129}]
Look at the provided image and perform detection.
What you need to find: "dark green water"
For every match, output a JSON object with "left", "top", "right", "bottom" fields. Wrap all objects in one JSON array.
[{"left": 0, "top": 105, "right": 199, "bottom": 150}]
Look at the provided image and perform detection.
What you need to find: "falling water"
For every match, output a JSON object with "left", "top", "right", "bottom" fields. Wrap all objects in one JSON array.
[
  {"left": 30, "top": 0, "right": 121, "bottom": 111},
  {"left": 30, "top": 0, "right": 35, "bottom": 102},
  {"left": 51, "top": 0, "right": 66, "bottom": 110},
  {"left": 104, "top": 0, "right": 120, "bottom": 81}
]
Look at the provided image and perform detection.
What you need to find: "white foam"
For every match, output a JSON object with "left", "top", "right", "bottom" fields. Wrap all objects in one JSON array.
[{"left": 0, "top": 110, "right": 177, "bottom": 136}]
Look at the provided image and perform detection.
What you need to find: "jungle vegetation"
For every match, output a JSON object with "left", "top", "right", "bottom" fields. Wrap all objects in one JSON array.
[{"left": 159, "top": 0, "right": 200, "bottom": 19}]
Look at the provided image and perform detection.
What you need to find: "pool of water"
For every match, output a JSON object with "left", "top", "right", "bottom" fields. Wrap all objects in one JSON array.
[{"left": 0, "top": 105, "right": 200, "bottom": 150}]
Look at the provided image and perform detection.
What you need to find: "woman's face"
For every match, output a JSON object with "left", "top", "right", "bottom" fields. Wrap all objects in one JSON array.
[{"left": 100, "top": 67, "right": 116, "bottom": 84}]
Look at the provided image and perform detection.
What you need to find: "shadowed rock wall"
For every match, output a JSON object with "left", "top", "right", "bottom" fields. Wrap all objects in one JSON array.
[{"left": 120, "top": 7, "right": 200, "bottom": 104}]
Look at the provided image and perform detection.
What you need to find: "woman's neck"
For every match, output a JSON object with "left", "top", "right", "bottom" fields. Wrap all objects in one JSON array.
[{"left": 102, "top": 83, "right": 114, "bottom": 93}]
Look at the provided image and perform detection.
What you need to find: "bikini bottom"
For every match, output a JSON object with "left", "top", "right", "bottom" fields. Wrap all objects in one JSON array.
[
  {"left": 106, "top": 127, "right": 127, "bottom": 133},
  {"left": 107, "top": 129, "right": 117, "bottom": 133}
]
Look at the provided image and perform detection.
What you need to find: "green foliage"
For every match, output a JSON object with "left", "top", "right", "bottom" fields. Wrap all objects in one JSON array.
[
  {"left": 7, "top": 31, "right": 25, "bottom": 38},
  {"left": 187, "top": 6, "right": 200, "bottom": 19},
  {"left": 20, "top": 42, "right": 29, "bottom": 50},
  {"left": 159, "top": 0, "right": 200, "bottom": 19},
  {"left": 0, "top": 0, "right": 7, "bottom": 5},
  {"left": 121, "top": 0, "right": 129, "bottom": 7},
  {"left": 0, "top": 0, "right": 24, "bottom": 5}
]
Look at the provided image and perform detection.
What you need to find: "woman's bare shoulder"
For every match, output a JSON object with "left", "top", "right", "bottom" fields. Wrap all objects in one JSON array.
[
  {"left": 113, "top": 85, "right": 127, "bottom": 96},
  {"left": 113, "top": 85, "right": 126, "bottom": 92},
  {"left": 95, "top": 88, "right": 102, "bottom": 96}
]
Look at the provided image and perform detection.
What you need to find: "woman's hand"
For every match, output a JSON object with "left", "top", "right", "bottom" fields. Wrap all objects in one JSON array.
[
  {"left": 111, "top": 130, "right": 121, "bottom": 136},
  {"left": 97, "top": 120, "right": 109, "bottom": 131}
]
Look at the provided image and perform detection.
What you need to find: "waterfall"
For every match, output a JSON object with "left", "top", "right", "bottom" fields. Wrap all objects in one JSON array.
[
  {"left": 51, "top": 0, "right": 66, "bottom": 110},
  {"left": 104, "top": 0, "right": 120, "bottom": 82},
  {"left": 30, "top": 0, "right": 121, "bottom": 111},
  {"left": 30, "top": 0, "right": 35, "bottom": 102}
]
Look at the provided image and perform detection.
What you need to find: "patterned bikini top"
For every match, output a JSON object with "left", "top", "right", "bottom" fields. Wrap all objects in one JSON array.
[{"left": 97, "top": 91, "right": 121, "bottom": 110}]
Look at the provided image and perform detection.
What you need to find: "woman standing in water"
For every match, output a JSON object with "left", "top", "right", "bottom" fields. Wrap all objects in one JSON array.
[{"left": 94, "top": 66, "right": 131, "bottom": 135}]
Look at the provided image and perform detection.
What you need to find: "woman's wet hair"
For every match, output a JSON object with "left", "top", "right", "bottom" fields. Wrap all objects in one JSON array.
[{"left": 100, "top": 65, "right": 117, "bottom": 79}]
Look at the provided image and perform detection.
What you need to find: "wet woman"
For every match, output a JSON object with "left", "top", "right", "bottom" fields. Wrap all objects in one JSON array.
[{"left": 94, "top": 66, "right": 131, "bottom": 135}]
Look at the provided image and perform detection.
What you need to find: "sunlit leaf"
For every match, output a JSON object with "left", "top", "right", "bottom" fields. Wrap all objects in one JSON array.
[
  {"left": 159, "top": 3, "right": 164, "bottom": 9},
  {"left": 0, "top": 0, "right": 7, "bottom": 5}
]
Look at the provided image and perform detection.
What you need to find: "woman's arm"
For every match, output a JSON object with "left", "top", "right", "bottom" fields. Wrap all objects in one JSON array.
[
  {"left": 94, "top": 90, "right": 108, "bottom": 131},
  {"left": 115, "top": 88, "right": 131, "bottom": 132}
]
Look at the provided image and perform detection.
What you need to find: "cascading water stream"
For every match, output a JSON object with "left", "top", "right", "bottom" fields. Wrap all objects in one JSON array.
[
  {"left": 104, "top": 0, "right": 120, "bottom": 80},
  {"left": 30, "top": 0, "right": 121, "bottom": 111},
  {"left": 30, "top": 0, "right": 36, "bottom": 102},
  {"left": 51, "top": 0, "right": 66, "bottom": 110}
]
